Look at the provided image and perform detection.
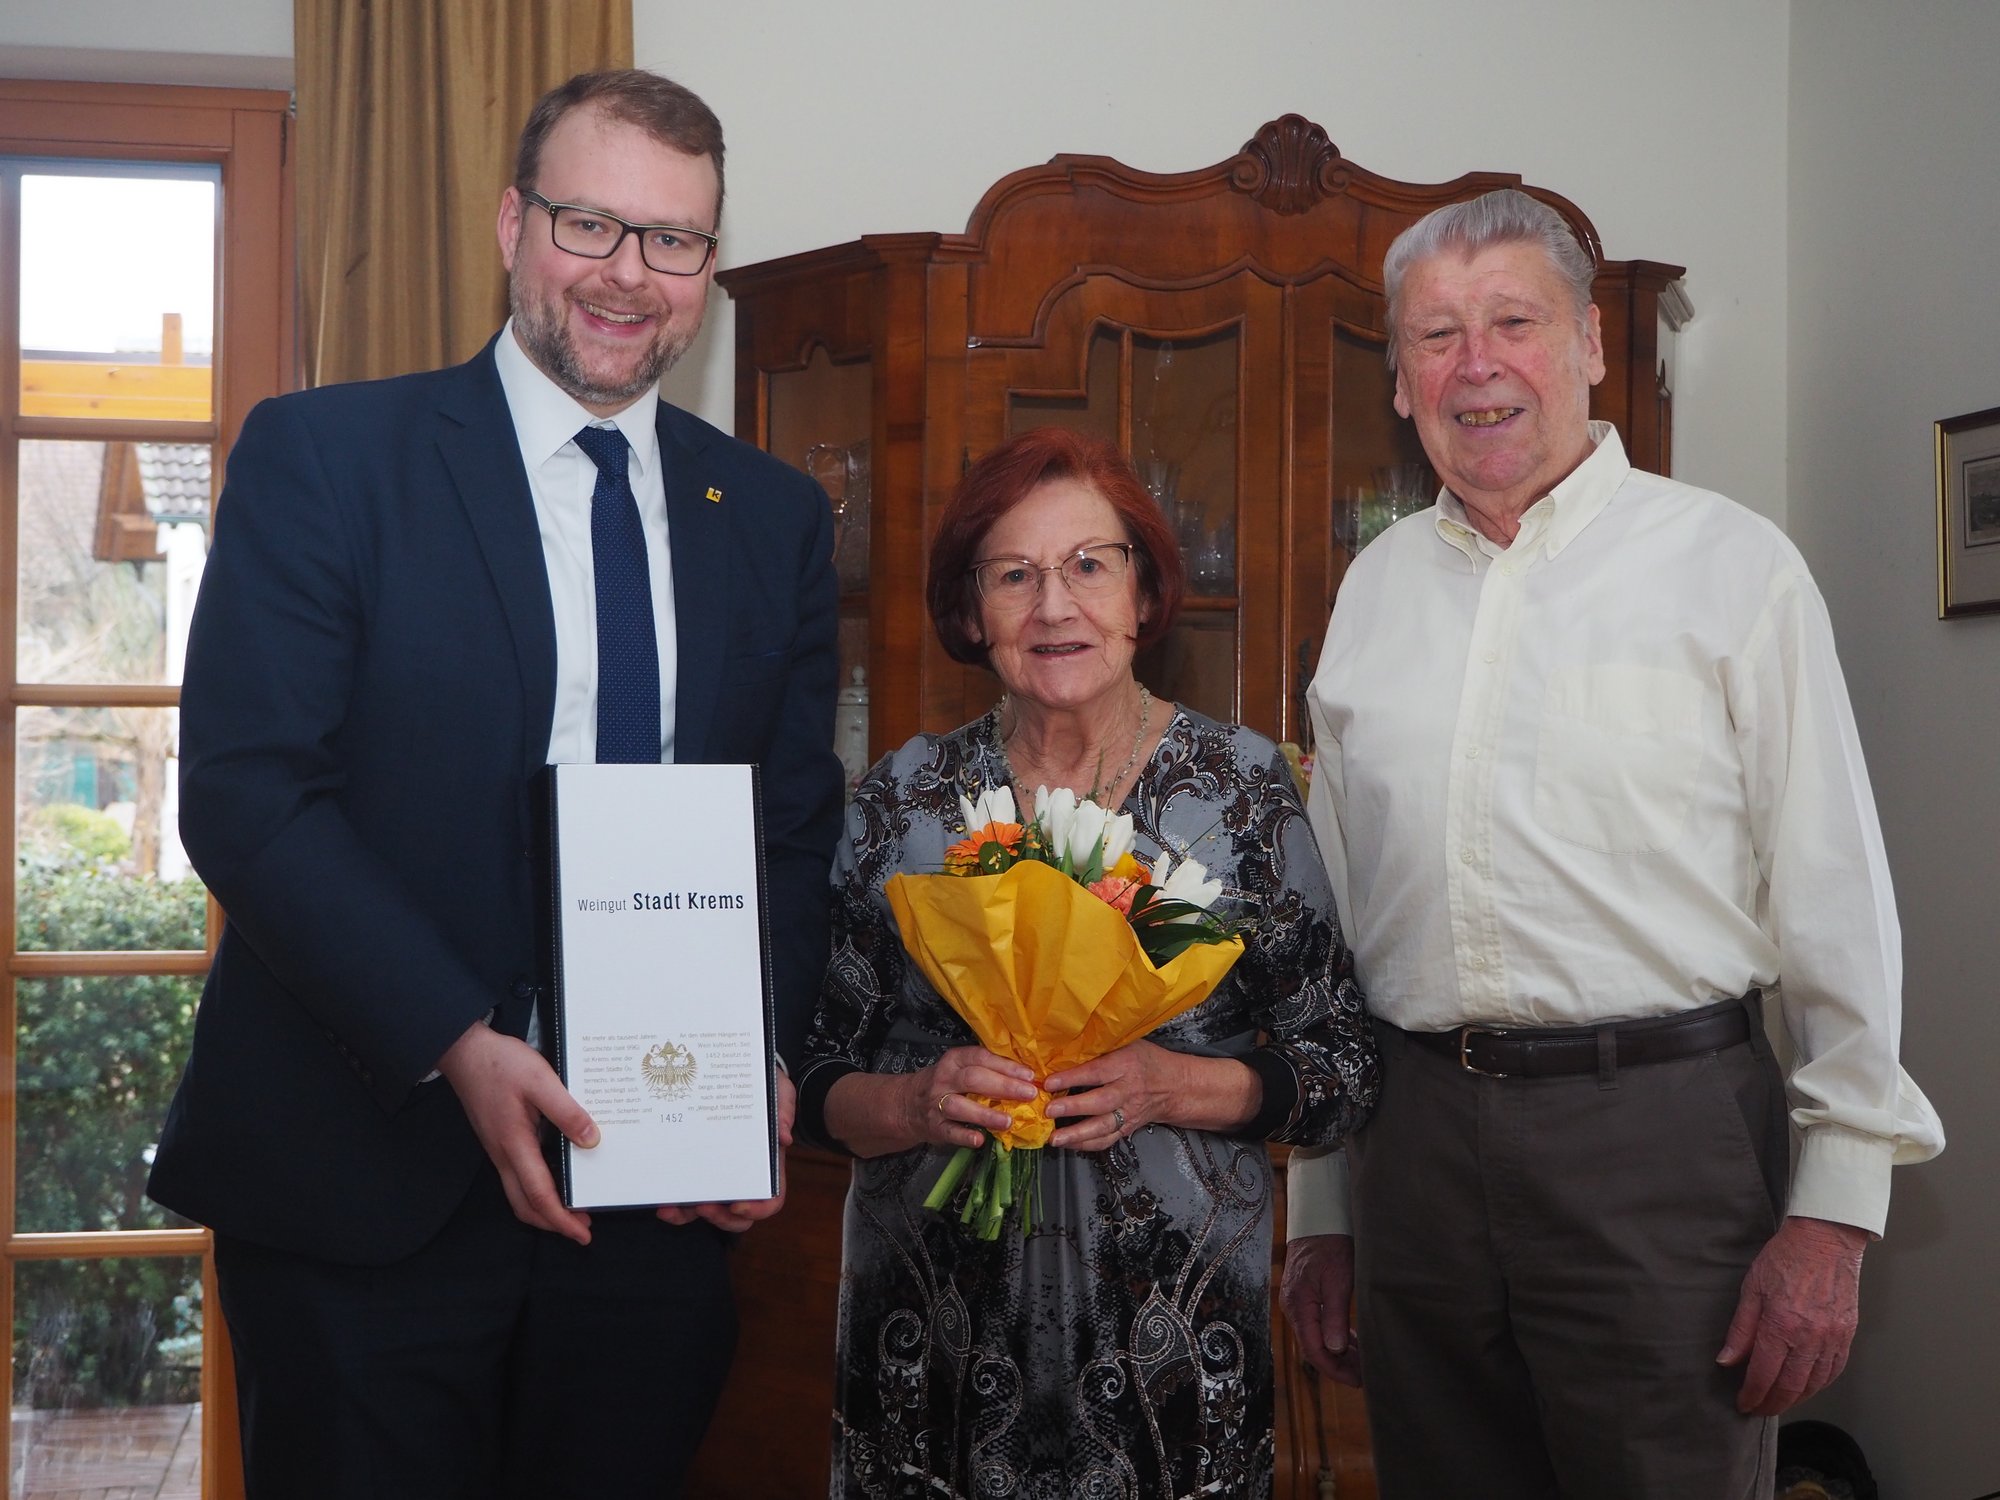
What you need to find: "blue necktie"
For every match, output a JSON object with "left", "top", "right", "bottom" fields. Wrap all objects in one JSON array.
[{"left": 574, "top": 425, "right": 661, "bottom": 764}]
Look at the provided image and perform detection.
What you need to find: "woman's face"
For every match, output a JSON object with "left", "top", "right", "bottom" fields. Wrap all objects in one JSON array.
[{"left": 973, "top": 477, "right": 1144, "bottom": 717}]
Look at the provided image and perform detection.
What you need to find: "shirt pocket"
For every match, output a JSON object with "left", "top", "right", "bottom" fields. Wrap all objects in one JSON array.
[{"left": 1532, "top": 664, "right": 1703, "bottom": 853}]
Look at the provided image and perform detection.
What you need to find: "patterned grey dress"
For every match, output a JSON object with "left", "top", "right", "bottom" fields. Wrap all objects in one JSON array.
[{"left": 796, "top": 704, "right": 1378, "bottom": 1500}]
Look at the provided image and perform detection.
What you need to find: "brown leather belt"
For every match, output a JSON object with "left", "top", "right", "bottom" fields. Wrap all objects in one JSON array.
[{"left": 1402, "top": 994, "right": 1755, "bottom": 1079}]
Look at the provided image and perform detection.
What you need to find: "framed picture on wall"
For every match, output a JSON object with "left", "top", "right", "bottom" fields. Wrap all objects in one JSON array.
[{"left": 1936, "top": 405, "right": 2000, "bottom": 618}]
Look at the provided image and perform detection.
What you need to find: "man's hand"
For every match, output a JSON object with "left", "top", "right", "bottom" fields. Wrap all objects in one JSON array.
[
  {"left": 657, "top": 1070, "right": 796, "bottom": 1233},
  {"left": 1279, "top": 1233, "right": 1363, "bottom": 1386},
  {"left": 1717, "top": 1214, "right": 1870, "bottom": 1415},
  {"left": 437, "top": 1020, "right": 596, "bottom": 1245}
]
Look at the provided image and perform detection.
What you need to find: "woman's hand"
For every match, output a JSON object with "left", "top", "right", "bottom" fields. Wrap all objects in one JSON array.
[
  {"left": 1043, "top": 1041, "right": 1261, "bottom": 1150},
  {"left": 913, "top": 1046, "right": 1039, "bottom": 1152},
  {"left": 826, "top": 1045, "right": 1036, "bottom": 1158},
  {"left": 1043, "top": 1040, "right": 1186, "bottom": 1150}
]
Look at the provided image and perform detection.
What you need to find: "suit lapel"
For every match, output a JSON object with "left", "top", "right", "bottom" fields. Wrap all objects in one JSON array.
[
  {"left": 660, "top": 404, "right": 727, "bottom": 764},
  {"left": 435, "top": 344, "right": 558, "bottom": 774}
]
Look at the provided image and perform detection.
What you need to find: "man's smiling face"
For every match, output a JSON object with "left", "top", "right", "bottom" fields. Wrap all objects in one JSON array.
[
  {"left": 1392, "top": 239, "right": 1605, "bottom": 529},
  {"left": 497, "top": 104, "right": 719, "bottom": 417}
]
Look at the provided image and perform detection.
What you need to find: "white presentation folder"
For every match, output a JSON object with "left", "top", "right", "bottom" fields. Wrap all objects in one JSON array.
[{"left": 535, "top": 762, "right": 779, "bottom": 1210}]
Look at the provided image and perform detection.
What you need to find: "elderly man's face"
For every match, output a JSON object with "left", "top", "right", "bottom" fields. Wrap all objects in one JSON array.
[
  {"left": 497, "top": 105, "right": 719, "bottom": 417},
  {"left": 1391, "top": 240, "right": 1605, "bottom": 527}
]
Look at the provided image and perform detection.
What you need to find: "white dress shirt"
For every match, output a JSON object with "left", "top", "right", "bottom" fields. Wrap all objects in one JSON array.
[
  {"left": 1289, "top": 423, "right": 1942, "bottom": 1239},
  {"left": 494, "top": 318, "right": 677, "bottom": 764}
]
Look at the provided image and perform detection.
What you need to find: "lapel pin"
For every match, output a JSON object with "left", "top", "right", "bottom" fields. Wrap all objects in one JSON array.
[{"left": 705, "top": 486, "right": 723, "bottom": 503}]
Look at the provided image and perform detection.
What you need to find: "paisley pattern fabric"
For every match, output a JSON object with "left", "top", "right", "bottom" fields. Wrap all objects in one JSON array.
[{"left": 799, "top": 705, "right": 1379, "bottom": 1499}]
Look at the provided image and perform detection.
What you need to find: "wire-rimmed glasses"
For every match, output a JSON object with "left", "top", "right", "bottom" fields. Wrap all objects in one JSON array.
[{"left": 969, "top": 543, "right": 1134, "bottom": 608}]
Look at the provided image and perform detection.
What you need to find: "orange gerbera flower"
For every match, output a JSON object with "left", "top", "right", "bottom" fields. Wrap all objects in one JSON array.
[{"left": 943, "top": 821, "right": 1024, "bottom": 873}]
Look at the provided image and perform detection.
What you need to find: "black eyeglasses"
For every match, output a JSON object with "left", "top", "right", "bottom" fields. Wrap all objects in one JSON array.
[{"left": 519, "top": 189, "right": 718, "bottom": 276}]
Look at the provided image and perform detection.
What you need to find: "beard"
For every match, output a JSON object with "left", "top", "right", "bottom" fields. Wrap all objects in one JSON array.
[{"left": 508, "top": 267, "right": 699, "bottom": 409}]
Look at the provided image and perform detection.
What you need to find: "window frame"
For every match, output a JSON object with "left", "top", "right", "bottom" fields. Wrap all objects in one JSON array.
[{"left": 0, "top": 77, "right": 293, "bottom": 1500}]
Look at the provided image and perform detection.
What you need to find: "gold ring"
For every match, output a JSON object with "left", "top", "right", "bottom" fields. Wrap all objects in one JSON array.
[{"left": 935, "top": 1092, "right": 953, "bottom": 1115}]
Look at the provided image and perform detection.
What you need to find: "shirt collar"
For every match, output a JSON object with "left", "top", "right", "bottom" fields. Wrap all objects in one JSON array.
[
  {"left": 493, "top": 316, "right": 661, "bottom": 478},
  {"left": 1430, "top": 420, "right": 1629, "bottom": 563}
]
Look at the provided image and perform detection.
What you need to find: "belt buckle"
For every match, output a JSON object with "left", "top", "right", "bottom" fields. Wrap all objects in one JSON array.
[{"left": 1457, "top": 1026, "right": 1510, "bottom": 1078}]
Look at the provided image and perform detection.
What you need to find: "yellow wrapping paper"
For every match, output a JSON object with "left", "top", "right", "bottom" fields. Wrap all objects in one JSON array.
[{"left": 886, "top": 859, "right": 1245, "bottom": 1147}]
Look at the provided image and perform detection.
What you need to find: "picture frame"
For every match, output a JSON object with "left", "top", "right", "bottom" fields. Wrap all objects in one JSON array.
[{"left": 1937, "top": 405, "right": 2000, "bottom": 618}]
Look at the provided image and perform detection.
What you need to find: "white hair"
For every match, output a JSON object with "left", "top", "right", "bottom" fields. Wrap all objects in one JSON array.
[{"left": 1381, "top": 189, "right": 1597, "bottom": 370}]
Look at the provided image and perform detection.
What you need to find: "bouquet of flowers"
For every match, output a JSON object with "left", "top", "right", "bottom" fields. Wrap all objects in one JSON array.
[{"left": 884, "top": 785, "right": 1244, "bottom": 1239}]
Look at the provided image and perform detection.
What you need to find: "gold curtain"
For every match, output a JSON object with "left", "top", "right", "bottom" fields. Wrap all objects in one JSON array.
[{"left": 295, "top": 0, "right": 632, "bottom": 387}]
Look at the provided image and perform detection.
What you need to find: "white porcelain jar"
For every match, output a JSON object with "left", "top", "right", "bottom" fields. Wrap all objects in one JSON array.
[{"left": 835, "top": 665, "right": 870, "bottom": 792}]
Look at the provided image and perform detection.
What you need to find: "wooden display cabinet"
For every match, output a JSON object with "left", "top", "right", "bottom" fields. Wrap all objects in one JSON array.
[{"left": 689, "top": 117, "right": 1689, "bottom": 1498}]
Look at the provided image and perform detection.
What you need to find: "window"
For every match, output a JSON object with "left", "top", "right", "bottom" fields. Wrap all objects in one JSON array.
[{"left": 0, "top": 80, "right": 290, "bottom": 1500}]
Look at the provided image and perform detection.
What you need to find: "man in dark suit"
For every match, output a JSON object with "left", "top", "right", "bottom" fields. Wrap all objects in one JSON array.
[{"left": 146, "top": 70, "right": 842, "bottom": 1498}]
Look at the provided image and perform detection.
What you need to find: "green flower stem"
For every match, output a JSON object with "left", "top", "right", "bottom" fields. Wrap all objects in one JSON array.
[
  {"left": 960, "top": 1144, "right": 996, "bottom": 1225},
  {"left": 923, "top": 1137, "right": 1050, "bottom": 1240},
  {"left": 980, "top": 1144, "right": 1015, "bottom": 1240},
  {"left": 979, "top": 1162, "right": 1008, "bottom": 1239},
  {"left": 922, "top": 1144, "right": 976, "bottom": 1212}
]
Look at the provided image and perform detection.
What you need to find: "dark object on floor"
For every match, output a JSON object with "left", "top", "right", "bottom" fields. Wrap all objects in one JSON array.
[{"left": 1777, "top": 1420, "right": 1878, "bottom": 1500}]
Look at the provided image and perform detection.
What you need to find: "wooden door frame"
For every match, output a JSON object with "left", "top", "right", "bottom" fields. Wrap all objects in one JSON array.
[{"left": 0, "top": 78, "right": 294, "bottom": 1500}]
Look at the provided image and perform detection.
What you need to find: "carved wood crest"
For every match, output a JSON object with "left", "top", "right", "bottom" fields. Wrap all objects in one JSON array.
[{"left": 1230, "top": 115, "right": 1351, "bottom": 215}]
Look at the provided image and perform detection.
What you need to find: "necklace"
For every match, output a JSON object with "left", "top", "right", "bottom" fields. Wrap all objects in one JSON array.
[{"left": 996, "top": 683, "right": 1153, "bottom": 804}]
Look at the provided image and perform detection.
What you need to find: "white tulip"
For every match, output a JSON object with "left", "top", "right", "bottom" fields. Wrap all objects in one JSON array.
[
  {"left": 1065, "top": 799, "right": 1108, "bottom": 871},
  {"left": 1032, "top": 785, "right": 1077, "bottom": 855},
  {"left": 958, "top": 784, "right": 1018, "bottom": 832},
  {"left": 1156, "top": 853, "right": 1224, "bottom": 914},
  {"left": 1100, "top": 811, "right": 1136, "bottom": 870}
]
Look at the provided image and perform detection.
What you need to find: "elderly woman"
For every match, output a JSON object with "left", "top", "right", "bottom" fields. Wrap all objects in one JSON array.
[{"left": 796, "top": 427, "right": 1378, "bottom": 1498}]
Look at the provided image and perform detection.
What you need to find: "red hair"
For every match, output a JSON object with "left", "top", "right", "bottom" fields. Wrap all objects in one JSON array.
[{"left": 927, "top": 428, "right": 1185, "bottom": 666}]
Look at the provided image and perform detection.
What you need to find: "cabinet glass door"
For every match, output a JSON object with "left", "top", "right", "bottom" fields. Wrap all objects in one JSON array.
[
  {"left": 1001, "top": 323, "right": 1241, "bottom": 727},
  {"left": 1127, "top": 329, "right": 1239, "bottom": 730},
  {"left": 1283, "top": 280, "right": 1438, "bottom": 748},
  {"left": 980, "top": 278, "right": 1284, "bottom": 734},
  {"left": 1327, "top": 324, "right": 1433, "bottom": 564},
  {"left": 766, "top": 348, "right": 873, "bottom": 791}
]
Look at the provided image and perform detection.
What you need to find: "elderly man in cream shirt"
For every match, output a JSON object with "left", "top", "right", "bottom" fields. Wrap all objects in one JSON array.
[{"left": 1281, "top": 189, "right": 1942, "bottom": 1499}]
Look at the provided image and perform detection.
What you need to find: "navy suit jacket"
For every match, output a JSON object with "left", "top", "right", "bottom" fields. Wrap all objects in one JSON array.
[{"left": 147, "top": 340, "right": 843, "bottom": 1264}]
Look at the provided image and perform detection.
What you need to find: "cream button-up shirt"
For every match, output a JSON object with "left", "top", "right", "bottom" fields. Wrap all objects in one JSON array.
[{"left": 1289, "top": 424, "right": 1942, "bottom": 1239}]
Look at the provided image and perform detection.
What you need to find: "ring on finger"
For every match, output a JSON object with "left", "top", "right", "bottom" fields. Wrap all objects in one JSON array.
[
  {"left": 935, "top": 1092, "right": 954, "bottom": 1115},
  {"left": 1112, "top": 1106, "right": 1128, "bottom": 1135}
]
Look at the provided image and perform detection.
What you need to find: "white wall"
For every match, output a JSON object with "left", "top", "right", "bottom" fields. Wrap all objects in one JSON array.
[
  {"left": 639, "top": 0, "right": 1791, "bottom": 523},
  {"left": 3, "top": 0, "right": 288, "bottom": 53},
  {"left": 1787, "top": 5, "right": 2000, "bottom": 1496},
  {"left": 3, "top": 0, "right": 1794, "bottom": 527},
  {"left": 0, "top": 0, "right": 290, "bottom": 88}
]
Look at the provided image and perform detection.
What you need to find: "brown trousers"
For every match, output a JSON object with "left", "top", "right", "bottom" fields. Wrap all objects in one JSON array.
[{"left": 1350, "top": 1000, "right": 1782, "bottom": 1500}]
